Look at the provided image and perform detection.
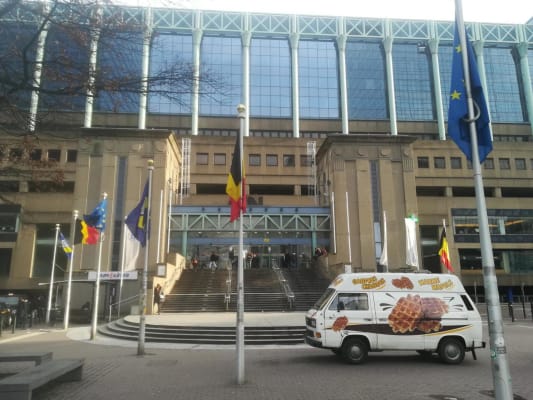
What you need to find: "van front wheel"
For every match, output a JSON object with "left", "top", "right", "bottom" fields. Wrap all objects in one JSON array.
[
  {"left": 438, "top": 338, "right": 465, "bottom": 364},
  {"left": 342, "top": 338, "right": 368, "bottom": 364}
]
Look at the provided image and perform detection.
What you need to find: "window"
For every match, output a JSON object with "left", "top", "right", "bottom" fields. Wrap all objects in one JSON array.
[
  {"left": 213, "top": 153, "right": 226, "bottom": 165},
  {"left": 0, "top": 248, "right": 12, "bottom": 277},
  {"left": 47, "top": 149, "right": 61, "bottom": 161},
  {"left": 417, "top": 157, "right": 429, "bottom": 168},
  {"left": 266, "top": 154, "right": 278, "bottom": 166},
  {"left": 249, "top": 154, "right": 261, "bottom": 166},
  {"left": 196, "top": 153, "right": 208, "bottom": 165},
  {"left": 499, "top": 158, "right": 510, "bottom": 170},
  {"left": 346, "top": 42, "right": 388, "bottom": 120},
  {"left": 450, "top": 157, "right": 462, "bottom": 169},
  {"left": 283, "top": 154, "right": 295, "bottom": 167},
  {"left": 30, "top": 149, "right": 42, "bottom": 161},
  {"left": 329, "top": 293, "right": 369, "bottom": 311},
  {"left": 434, "top": 157, "right": 445, "bottom": 169},
  {"left": 66, "top": 150, "right": 77, "bottom": 163},
  {"left": 484, "top": 158, "right": 494, "bottom": 169},
  {"left": 515, "top": 158, "right": 526, "bottom": 170},
  {"left": 299, "top": 40, "right": 339, "bottom": 118},
  {"left": 300, "top": 155, "right": 313, "bottom": 167}
]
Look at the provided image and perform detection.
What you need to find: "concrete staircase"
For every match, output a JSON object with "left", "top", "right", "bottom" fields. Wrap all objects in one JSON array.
[
  {"left": 282, "top": 267, "right": 331, "bottom": 311},
  {"left": 98, "top": 318, "right": 305, "bottom": 345}
]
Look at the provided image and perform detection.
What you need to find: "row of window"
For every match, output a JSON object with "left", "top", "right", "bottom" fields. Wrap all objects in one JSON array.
[
  {"left": 417, "top": 156, "right": 532, "bottom": 171},
  {"left": 0, "top": 148, "right": 78, "bottom": 163},
  {"left": 196, "top": 153, "right": 313, "bottom": 167}
]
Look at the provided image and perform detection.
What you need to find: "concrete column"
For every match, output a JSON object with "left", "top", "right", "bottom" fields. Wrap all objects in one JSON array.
[
  {"left": 289, "top": 30, "right": 300, "bottom": 138},
  {"left": 28, "top": 3, "right": 50, "bottom": 132},
  {"left": 383, "top": 22, "right": 398, "bottom": 136},
  {"left": 515, "top": 38, "right": 533, "bottom": 136},
  {"left": 191, "top": 23, "right": 203, "bottom": 136},
  {"left": 138, "top": 8, "right": 153, "bottom": 130},
  {"left": 241, "top": 30, "right": 251, "bottom": 137},
  {"left": 428, "top": 37, "right": 446, "bottom": 140},
  {"left": 337, "top": 32, "right": 349, "bottom": 135}
]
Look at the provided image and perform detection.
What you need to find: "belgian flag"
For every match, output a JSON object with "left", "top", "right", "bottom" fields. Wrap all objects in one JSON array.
[
  {"left": 225, "top": 135, "right": 246, "bottom": 222},
  {"left": 74, "top": 218, "right": 99, "bottom": 245},
  {"left": 438, "top": 228, "right": 453, "bottom": 273}
]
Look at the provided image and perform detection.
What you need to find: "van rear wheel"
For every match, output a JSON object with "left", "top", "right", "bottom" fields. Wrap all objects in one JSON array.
[
  {"left": 342, "top": 338, "right": 368, "bottom": 364},
  {"left": 438, "top": 338, "right": 465, "bottom": 364}
]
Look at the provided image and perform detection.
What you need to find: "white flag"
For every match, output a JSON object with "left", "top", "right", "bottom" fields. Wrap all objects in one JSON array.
[
  {"left": 123, "top": 225, "right": 140, "bottom": 271},
  {"left": 379, "top": 211, "right": 388, "bottom": 271},
  {"left": 404, "top": 218, "right": 419, "bottom": 270}
]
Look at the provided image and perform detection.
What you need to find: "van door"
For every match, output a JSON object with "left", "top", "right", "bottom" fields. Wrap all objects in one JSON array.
[
  {"left": 373, "top": 292, "right": 426, "bottom": 350},
  {"left": 323, "top": 292, "right": 376, "bottom": 349}
]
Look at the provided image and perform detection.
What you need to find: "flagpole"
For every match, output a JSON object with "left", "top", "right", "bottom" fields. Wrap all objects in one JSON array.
[
  {"left": 236, "top": 104, "right": 245, "bottom": 384},
  {"left": 138, "top": 160, "right": 153, "bottom": 356},
  {"left": 91, "top": 192, "right": 107, "bottom": 340},
  {"left": 345, "top": 192, "right": 352, "bottom": 272},
  {"left": 118, "top": 216, "right": 127, "bottom": 319},
  {"left": 64, "top": 210, "right": 78, "bottom": 330},
  {"left": 46, "top": 224, "right": 60, "bottom": 324},
  {"left": 455, "top": 1, "right": 513, "bottom": 398}
]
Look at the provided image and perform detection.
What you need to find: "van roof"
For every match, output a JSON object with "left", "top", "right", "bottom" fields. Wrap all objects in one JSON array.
[{"left": 330, "top": 272, "right": 465, "bottom": 293}]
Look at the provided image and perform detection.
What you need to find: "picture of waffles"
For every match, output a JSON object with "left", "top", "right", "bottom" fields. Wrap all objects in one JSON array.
[
  {"left": 332, "top": 316, "right": 349, "bottom": 332},
  {"left": 420, "top": 297, "right": 449, "bottom": 319},
  {"left": 416, "top": 319, "right": 442, "bottom": 333},
  {"left": 387, "top": 294, "right": 423, "bottom": 333},
  {"left": 392, "top": 276, "right": 414, "bottom": 289}
]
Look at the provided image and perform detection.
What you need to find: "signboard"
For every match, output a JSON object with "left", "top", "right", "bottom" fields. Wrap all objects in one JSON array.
[{"left": 87, "top": 271, "right": 138, "bottom": 281}]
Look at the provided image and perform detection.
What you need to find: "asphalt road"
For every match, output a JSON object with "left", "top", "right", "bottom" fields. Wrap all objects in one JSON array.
[{"left": 0, "top": 320, "right": 531, "bottom": 400}]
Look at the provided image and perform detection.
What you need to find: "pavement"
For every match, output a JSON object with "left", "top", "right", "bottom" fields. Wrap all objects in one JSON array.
[{"left": 1, "top": 312, "right": 532, "bottom": 400}]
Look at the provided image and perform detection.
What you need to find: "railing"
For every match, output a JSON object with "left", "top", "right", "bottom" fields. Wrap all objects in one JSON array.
[
  {"left": 108, "top": 294, "right": 140, "bottom": 322},
  {"left": 224, "top": 268, "right": 232, "bottom": 311},
  {"left": 273, "top": 266, "right": 295, "bottom": 309}
]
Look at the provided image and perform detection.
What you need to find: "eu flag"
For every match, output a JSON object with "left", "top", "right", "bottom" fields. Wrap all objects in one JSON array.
[
  {"left": 448, "top": 22, "right": 492, "bottom": 163},
  {"left": 125, "top": 180, "right": 149, "bottom": 247},
  {"left": 84, "top": 198, "right": 107, "bottom": 232}
]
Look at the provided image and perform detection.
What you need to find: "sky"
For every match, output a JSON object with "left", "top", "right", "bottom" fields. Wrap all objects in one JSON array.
[{"left": 129, "top": 0, "right": 533, "bottom": 25}]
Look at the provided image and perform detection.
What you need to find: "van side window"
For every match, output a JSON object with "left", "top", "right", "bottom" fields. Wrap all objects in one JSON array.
[
  {"left": 329, "top": 293, "right": 369, "bottom": 311},
  {"left": 460, "top": 294, "right": 474, "bottom": 311}
]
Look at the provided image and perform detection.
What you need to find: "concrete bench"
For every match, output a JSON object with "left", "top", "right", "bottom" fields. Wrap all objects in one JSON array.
[
  {"left": 0, "top": 352, "right": 53, "bottom": 366},
  {"left": 0, "top": 358, "right": 84, "bottom": 400}
]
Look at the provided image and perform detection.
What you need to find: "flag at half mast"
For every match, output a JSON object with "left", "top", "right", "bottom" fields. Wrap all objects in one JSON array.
[
  {"left": 125, "top": 180, "right": 149, "bottom": 247},
  {"left": 448, "top": 21, "right": 492, "bottom": 163},
  {"left": 226, "top": 135, "right": 246, "bottom": 222},
  {"left": 438, "top": 227, "right": 454, "bottom": 273}
]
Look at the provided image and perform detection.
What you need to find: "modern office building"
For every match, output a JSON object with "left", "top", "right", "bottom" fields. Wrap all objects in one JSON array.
[{"left": 1, "top": 2, "right": 533, "bottom": 308}]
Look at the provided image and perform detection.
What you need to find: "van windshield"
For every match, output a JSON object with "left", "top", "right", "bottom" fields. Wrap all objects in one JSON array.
[{"left": 312, "top": 288, "right": 335, "bottom": 310}]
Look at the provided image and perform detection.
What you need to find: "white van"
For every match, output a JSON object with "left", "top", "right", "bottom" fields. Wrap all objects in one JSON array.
[{"left": 305, "top": 272, "right": 485, "bottom": 364}]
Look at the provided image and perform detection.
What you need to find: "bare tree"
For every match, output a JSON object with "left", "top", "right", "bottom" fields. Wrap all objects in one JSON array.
[{"left": 0, "top": 0, "right": 225, "bottom": 189}]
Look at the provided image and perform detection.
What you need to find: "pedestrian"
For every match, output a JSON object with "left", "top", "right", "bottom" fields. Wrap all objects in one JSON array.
[
  {"left": 154, "top": 283, "right": 163, "bottom": 314},
  {"left": 191, "top": 256, "right": 199, "bottom": 270},
  {"left": 209, "top": 252, "right": 219, "bottom": 270}
]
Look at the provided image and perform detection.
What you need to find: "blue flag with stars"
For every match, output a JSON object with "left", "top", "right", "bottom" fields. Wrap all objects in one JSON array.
[
  {"left": 448, "top": 21, "right": 492, "bottom": 163},
  {"left": 84, "top": 198, "right": 107, "bottom": 232}
]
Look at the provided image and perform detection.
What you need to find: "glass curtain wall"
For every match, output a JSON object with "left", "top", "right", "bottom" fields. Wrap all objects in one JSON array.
[
  {"left": 392, "top": 43, "right": 434, "bottom": 121},
  {"left": 345, "top": 41, "right": 388, "bottom": 120},
  {"left": 250, "top": 38, "right": 291, "bottom": 118}
]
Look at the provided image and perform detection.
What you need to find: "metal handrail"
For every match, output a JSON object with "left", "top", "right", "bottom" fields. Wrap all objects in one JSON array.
[
  {"left": 108, "top": 294, "right": 139, "bottom": 322},
  {"left": 224, "top": 268, "right": 232, "bottom": 310},
  {"left": 273, "top": 267, "right": 295, "bottom": 309}
]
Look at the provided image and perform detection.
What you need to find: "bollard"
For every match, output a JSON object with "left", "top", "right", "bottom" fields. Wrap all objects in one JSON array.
[
  {"left": 0, "top": 315, "right": 3, "bottom": 337},
  {"left": 11, "top": 314, "right": 16, "bottom": 334},
  {"left": 522, "top": 300, "right": 526, "bottom": 319},
  {"left": 530, "top": 301, "right": 533, "bottom": 322},
  {"left": 508, "top": 302, "right": 515, "bottom": 322}
]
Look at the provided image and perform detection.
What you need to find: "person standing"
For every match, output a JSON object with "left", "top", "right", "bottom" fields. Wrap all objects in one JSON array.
[{"left": 154, "top": 283, "right": 163, "bottom": 314}]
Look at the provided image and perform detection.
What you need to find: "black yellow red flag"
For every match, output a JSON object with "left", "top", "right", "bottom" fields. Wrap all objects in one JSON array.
[
  {"left": 438, "top": 228, "right": 453, "bottom": 273},
  {"left": 225, "top": 135, "right": 246, "bottom": 221}
]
